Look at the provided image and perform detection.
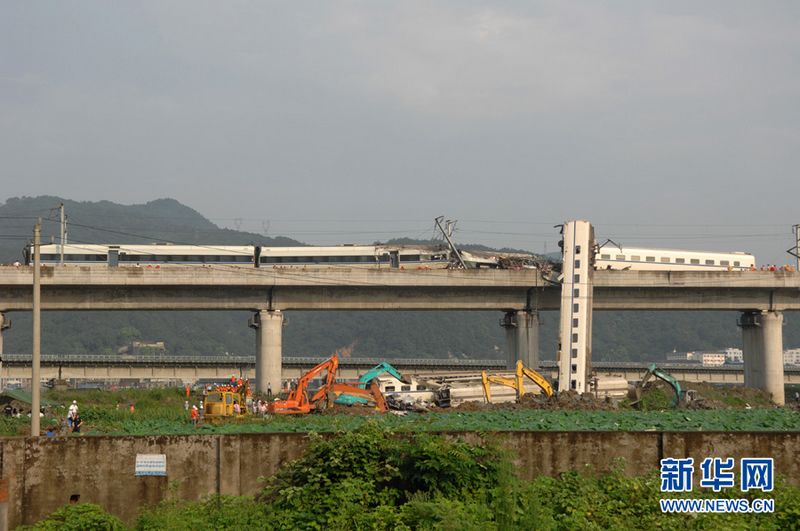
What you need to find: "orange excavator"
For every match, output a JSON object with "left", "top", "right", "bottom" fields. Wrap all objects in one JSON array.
[{"left": 268, "top": 354, "right": 386, "bottom": 414}]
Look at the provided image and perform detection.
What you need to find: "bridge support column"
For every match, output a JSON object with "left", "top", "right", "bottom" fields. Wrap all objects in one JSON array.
[
  {"left": 739, "top": 310, "right": 785, "bottom": 405},
  {"left": 761, "top": 311, "right": 785, "bottom": 405},
  {"left": 740, "top": 311, "right": 761, "bottom": 389},
  {"left": 501, "top": 311, "right": 541, "bottom": 370},
  {"left": 250, "top": 310, "right": 283, "bottom": 395},
  {"left": 0, "top": 312, "right": 9, "bottom": 357}
]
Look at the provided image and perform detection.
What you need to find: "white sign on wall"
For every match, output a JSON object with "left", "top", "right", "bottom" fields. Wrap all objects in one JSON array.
[{"left": 135, "top": 454, "right": 167, "bottom": 476}]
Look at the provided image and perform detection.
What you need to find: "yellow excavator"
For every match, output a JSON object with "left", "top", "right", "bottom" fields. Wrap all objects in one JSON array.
[{"left": 481, "top": 360, "right": 554, "bottom": 403}]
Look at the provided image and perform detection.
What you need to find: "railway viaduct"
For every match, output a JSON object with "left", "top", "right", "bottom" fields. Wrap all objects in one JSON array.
[{"left": 0, "top": 266, "right": 798, "bottom": 402}]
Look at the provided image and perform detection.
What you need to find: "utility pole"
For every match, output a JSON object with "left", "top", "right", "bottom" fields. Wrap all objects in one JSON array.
[
  {"left": 59, "top": 203, "right": 66, "bottom": 265},
  {"left": 435, "top": 216, "right": 467, "bottom": 269},
  {"left": 794, "top": 225, "right": 800, "bottom": 272},
  {"left": 32, "top": 219, "right": 42, "bottom": 436}
]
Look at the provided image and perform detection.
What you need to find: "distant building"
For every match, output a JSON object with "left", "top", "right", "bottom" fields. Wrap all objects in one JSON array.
[
  {"left": 666, "top": 350, "right": 699, "bottom": 363},
  {"left": 702, "top": 352, "right": 726, "bottom": 367},
  {"left": 724, "top": 348, "right": 743, "bottom": 364},
  {"left": 785, "top": 349, "right": 800, "bottom": 366},
  {"left": 118, "top": 340, "right": 166, "bottom": 357}
]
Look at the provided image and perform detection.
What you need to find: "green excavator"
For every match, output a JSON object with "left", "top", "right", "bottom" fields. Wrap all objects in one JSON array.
[
  {"left": 629, "top": 363, "right": 698, "bottom": 408},
  {"left": 335, "top": 362, "right": 406, "bottom": 406}
]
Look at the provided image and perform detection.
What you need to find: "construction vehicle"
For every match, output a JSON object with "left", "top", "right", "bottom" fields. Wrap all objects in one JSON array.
[
  {"left": 269, "top": 355, "right": 387, "bottom": 414},
  {"left": 335, "top": 362, "right": 405, "bottom": 406},
  {"left": 481, "top": 360, "right": 554, "bottom": 403},
  {"left": 203, "top": 389, "right": 248, "bottom": 420},
  {"left": 629, "top": 363, "right": 697, "bottom": 408},
  {"left": 329, "top": 381, "right": 387, "bottom": 412}
]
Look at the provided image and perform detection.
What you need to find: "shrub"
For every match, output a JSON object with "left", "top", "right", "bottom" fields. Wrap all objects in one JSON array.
[{"left": 22, "top": 503, "right": 125, "bottom": 531}]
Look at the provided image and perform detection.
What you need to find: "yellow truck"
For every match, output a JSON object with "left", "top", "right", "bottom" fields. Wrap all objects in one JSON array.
[{"left": 203, "top": 390, "right": 248, "bottom": 420}]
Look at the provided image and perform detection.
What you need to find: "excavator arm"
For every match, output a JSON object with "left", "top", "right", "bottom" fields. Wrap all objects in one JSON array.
[
  {"left": 518, "top": 362, "right": 554, "bottom": 398},
  {"left": 631, "top": 363, "right": 683, "bottom": 408},
  {"left": 269, "top": 355, "right": 340, "bottom": 414},
  {"left": 481, "top": 371, "right": 518, "bottom": 403},
  {"left": 335, "top": 362, "right": 405, "bottom": 406},
  {"left": 482, "top": 361, "right": 554, "bottom": 403},
  {"left": 330, "top": 381, "right": 387, "bottom": 412}
]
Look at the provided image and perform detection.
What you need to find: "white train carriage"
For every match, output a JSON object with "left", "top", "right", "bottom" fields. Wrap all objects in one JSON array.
[
  {"left": 257, "top": 245, "right": 449, "bottom": 268},
  {"left": 594, "top": 244, "right": 755, "bottom": 271},
  {"left": 32, "top": 243, "right": 450, "bottom": 269},
  {"left": 35, "top": 244, "right": 255, "bottom": 266}
]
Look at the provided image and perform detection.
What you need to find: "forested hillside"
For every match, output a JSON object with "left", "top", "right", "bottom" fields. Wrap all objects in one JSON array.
[{"left": 2, "top": 196, "right": 798, "bottom": 360}]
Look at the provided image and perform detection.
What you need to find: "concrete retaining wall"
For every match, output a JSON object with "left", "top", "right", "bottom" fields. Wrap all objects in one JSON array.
[{"left": 1, "top": 431, "right": 798, "bottom": 527}]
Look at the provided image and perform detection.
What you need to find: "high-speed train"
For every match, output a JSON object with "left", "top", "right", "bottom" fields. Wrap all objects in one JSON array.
[
  {"left": 594, "top": 244, "right": 756, "bottom": 271},
  {"left": 28, "top": 244, "right": 451, "bottom": 269}
]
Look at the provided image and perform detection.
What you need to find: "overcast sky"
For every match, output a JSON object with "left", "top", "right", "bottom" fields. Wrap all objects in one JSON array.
[{"left": 2, "top": 2, "right": 800, "bottom": 262}]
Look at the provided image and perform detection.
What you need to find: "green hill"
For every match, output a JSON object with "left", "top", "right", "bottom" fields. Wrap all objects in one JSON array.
[{"left": 1, "top": 196, "right": 797, "bottom": 360}]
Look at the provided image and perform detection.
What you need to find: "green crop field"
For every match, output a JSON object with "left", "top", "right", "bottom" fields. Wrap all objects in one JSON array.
[{"left": 2, "top": 386, "right": 798, "bottom": 436}]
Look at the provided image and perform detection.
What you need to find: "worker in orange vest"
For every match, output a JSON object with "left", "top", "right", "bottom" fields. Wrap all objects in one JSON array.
[{"left": 190, "top": 405, "right": 199, "bottom": 426}]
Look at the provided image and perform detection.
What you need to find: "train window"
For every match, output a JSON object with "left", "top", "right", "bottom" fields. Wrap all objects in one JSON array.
[
  {"left": 575, "top": 245, "right": 581, "bottom": 254},
  {"left": 574, "top": 259, "right": 581, "bottom": 268},
  {"left": 615, "top": 255, "right": 625, "bottom": 260},
  {"left": 401, "top": 385, "right": 411, "bottom": 392},
  {"left": 690, "top": 259, "right": 700, "bottom": 264},
  {"left": 660, "top": 257, "right": 670, "bottom": 263},
  {"left": 400, "top": 255, "right": 420, "bottom": 262},
  {"left": 571, "top": 349, "right": 578, "bottom": 359},
  {"left": 573, "top": 288, "right": 580, "bottom": 297},
  {"left": 734, "top": 261, "right": 741, "bottom": 267},
  {"left": 572, "top": 318, "right": 579, "bottom": 328},
  {"left": 646, "top": 256, "right": 655, "bottom": 262},
  {"left": 600, "top": 254, "right": 610, "bottom": 260},
  {"left": 572, "top": 333, "right": 578, "bottom": 342},
  {"left": 676, "top": 258, "right": 685, "bottom": 264},
  {"left": 385, "top": 386, "right": 395, "bottom": 392},
  {"left": 705, "top": 259, "right": 715, "bottom": 265},
  {"left": 573, "top": 303, "right": 579, "bottom": 313},
  {"left": 631, "top": 255, "right": 640, "bottom": 261},
  {"left": 574, "top": 274, "right": 580, "bottom": 283},
  {"left": 720, "top": 260, "right": 730, "bottom": 266}
]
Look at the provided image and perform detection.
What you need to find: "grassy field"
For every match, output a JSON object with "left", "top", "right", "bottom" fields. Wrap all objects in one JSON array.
[{"left": 1, "top": 387, "right": 798, "bottom": 436}]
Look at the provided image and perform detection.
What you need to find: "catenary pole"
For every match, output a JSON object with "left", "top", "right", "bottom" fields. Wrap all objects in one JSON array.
[{"left": 31, "top": 219, "right": 41, "bottom": 436}]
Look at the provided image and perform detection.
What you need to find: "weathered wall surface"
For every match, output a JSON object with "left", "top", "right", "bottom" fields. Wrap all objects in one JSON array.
[{"left": 1, "top": 431, "right": 798, "bottom": 528}]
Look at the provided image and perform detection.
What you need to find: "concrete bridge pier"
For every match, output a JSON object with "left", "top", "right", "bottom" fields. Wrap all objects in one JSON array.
[
  {"left": 739, "top": 310, "right": 785, "bottom": 405},
  {"left": 740, "top": 311, "right": 761, "bottom": 389},
  {"left": 0, "top": 312, "right": 9, "bottom": 357},
  {"left": 501, "top": 311, "right": 540, "bottom": 370},
  {"left": 760, "top": 311, "right": 785, "bottom": 405},
  {"left": 249, "top": 310, "right": 283, "bottom": 394}
]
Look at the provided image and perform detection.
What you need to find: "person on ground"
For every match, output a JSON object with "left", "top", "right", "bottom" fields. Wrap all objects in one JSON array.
[
  {"left": 67, "top": 400, "right": 78, "bottom": 429},
  {"left": 190, "top": 405, "right": 199, "bottom": 426},
  {"left": 72, "top": 415, "right": 82, "bottom": 433},
  {"left": 233, "top": 400, "right": 241, "bottom": 415}
]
